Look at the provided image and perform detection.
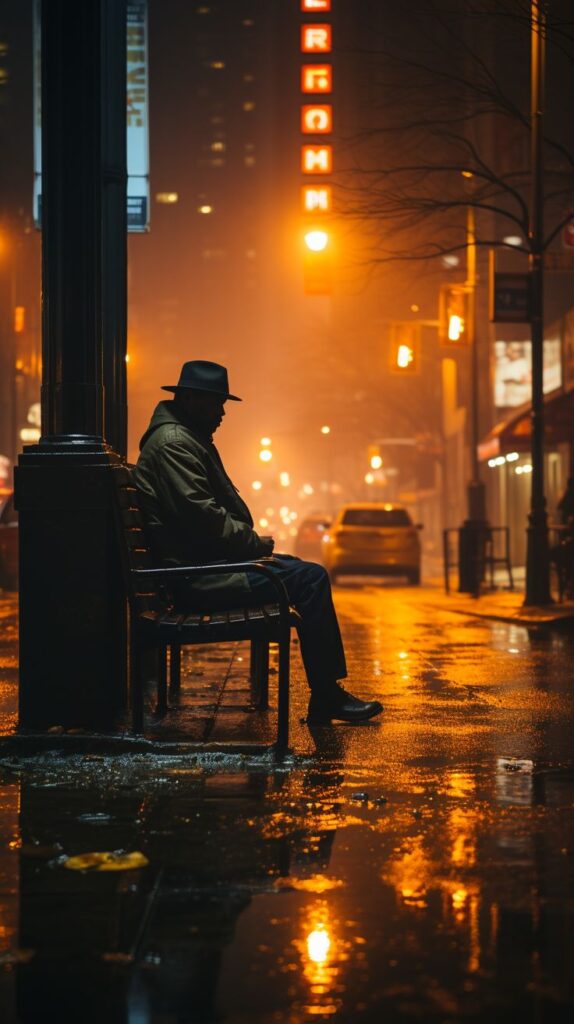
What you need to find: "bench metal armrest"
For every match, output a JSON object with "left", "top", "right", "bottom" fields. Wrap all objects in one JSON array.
[{"left": 132, "top": 559, "right": 291, "bottom": 622}]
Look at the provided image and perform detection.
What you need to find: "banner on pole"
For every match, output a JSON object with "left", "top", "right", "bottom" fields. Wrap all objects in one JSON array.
[{"left": 33, "top": 0, "right": 150, "bottom": 232}]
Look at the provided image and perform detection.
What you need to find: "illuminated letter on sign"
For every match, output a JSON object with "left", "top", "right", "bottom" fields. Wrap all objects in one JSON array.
[
  {"left": 302, "top": 186, "right": 332, "bottom": 212},
  {"left": 301, "top": 65, "right": 332, "bottom": 93},
  {"left": 301, "top": 0, "right": 331, "bottom": 9},
  {"left": 301, "top": 105, "right": 332, "bottom": 133},
  {"left": 301, "top": 25, "right": 332, "bottom": 52},
  {"left": 302, "top": 146, "right": 332, "bottom": 173}
]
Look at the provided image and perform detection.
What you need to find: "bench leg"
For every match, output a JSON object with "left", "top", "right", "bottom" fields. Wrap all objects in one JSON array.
[
  {"left": 169, "top": 644, "right": 181, "bottom": 696},
  {"left": 130, "top": 619, "right": 144, "bottom": 734},
  {"left": 276, "top": 629, "right": 290, "bottom": 757},
  {"left": 250, "top": 639, "right": 269, "bottom": 709},
  {"left": 156, "top": 647, "right": 168, "bottom": 715}
]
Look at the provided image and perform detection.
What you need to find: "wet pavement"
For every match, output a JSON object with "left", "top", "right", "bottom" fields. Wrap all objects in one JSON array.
[{"left": 1, "top": 582, "right": 574, "bottom": 1022}]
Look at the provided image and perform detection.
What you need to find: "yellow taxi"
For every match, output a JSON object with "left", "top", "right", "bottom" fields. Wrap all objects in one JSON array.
[{"left": 322, "top": 502, "right": 422, "bottom": 584}]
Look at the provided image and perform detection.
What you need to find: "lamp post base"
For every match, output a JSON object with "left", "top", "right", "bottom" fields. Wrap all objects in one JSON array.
[
  {"left": 458, "top": 480, "right": 489, "bottom": 594},
  {"left": 524, "top": 511, "right": 553, "bottom": 607}
]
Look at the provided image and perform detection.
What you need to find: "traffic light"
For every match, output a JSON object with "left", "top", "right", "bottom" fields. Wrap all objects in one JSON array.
[
  {"left": 439, "top": 284, "right": 470, "bottom": 345},
  {"left": 389, "top": 322, "right": 420, "bottom": 373},
  {"left": 367, "top": 444, "right": 383, "bottom": 470},
  {"left": 303, "top": 229, "right": 332, "bottom": 294}
]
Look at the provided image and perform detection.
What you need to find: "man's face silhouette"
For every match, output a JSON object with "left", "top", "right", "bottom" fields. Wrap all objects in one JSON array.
[{"left": 176, "top": 391, "right": 227, "bottom": 435}]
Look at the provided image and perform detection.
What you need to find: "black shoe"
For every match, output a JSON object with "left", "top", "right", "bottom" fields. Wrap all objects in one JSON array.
[{"left": 307, "top": 685, "right": 384, "bottom": 725}]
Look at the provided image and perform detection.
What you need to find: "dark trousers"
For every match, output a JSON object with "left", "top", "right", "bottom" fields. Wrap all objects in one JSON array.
[{"left": 245, "top": 555, "right": 347, "bottom": 694}]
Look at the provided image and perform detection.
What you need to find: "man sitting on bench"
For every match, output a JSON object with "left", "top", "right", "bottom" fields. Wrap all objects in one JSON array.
[{"left": 133, "top": 360, "right": 383, "bottom": 726}]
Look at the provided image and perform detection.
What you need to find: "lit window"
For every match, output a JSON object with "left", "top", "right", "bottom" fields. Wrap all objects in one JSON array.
[
  {"left": 243, "top": 73, "right": 255, "bottom": 82},
  {"left": 198, "top": 204, "right": 213, "bottom": 214},
  {"left": 155, "top": 192, "right": 179, "bottom": 204},
  {"left": 244, "top": 156, "right": 256, "bottom": 167},
  {"left": 197, "top": 5, "right": 211, "bottom": 13},
  {"left": 211, "top": 141, "right": 225, "bottom": 151},
  {"left": 243, "top": 101, "right": 255, "bottom": 112},
  {"left": 210, "top": 60, "right": 225, "bottom": 69},
  {"left": 210, "top": 158, "right": 225, "bottom": 167}
]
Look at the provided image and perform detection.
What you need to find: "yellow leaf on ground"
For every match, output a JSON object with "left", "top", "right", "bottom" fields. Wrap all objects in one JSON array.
[{"left": 64, "top": 851, "right": 149, "bottom": 872}]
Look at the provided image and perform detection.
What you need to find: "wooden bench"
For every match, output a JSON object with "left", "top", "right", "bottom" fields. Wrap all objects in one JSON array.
[{"left": 113, "top": 465, "right": 297, "bottom": 753}]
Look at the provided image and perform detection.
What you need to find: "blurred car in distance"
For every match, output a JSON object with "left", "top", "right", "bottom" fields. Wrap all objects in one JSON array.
[
  {"left": 322, "top": 502, "right": 422, "bottom": 584},
  {"left": 294, "top": 514, "right": 332, "bottom": 562},
  {"left": 0, "top": 492, "right": 18, "bottom": 590}
]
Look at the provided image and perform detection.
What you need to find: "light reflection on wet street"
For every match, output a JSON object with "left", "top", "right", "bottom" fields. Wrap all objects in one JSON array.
[{"left": 1, "top": 582, "right": 574, "bottom": 1022}]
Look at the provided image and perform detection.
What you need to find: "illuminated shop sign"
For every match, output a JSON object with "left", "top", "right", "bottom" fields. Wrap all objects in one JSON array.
[
  {"left": 301, "top": 65, "right": 332, "bottom": 93},
  {"left": 300, "top": 0, "right": 333, "bottom": 294},
  {"left": 301, "top": 0, "right": 332, "bottom": 11},
  {"left": 301, "top": 105, "right": 332, "bottom": 133}
]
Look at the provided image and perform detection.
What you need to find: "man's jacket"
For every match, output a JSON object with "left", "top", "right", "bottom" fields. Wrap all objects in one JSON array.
[{"left": 133, "top": 401, "right": 269, "bottom": 608}]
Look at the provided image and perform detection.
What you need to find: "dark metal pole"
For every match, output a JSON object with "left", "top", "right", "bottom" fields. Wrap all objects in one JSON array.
[
  {"left": 525, "top": 0, "right": 552, "bottom": 605},
  {"left": 15, "top": 0, "right": 128, "bottom": 730},
  {"left": 458, "top": 206, "right": 488, "bottom": 594},
  {"left": 466, "top": 206, "right": 487, "bottom": 523},
  {"left": 102, "top": 1, "right": 128, "bottom": 458}
]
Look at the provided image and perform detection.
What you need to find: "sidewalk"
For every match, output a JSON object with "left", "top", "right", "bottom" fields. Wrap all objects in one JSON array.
[
  {"left": 0, "top": 593, "right": 284, "bottom": 754},
  {"left": 423, "top": 570, "right": 574, "bottom": 627}
]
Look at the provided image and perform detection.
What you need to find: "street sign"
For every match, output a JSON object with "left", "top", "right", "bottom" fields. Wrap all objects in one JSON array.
[{"left": 489, "top": 272, "right": 530, "bottom": 322}]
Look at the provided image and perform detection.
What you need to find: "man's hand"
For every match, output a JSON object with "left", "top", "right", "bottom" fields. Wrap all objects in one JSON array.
[{"left": 259, "top": 535, "right": 275, "bottom": 555}]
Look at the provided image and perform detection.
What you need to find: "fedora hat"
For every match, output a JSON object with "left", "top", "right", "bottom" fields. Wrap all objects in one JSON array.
[{"left": 162, "top": 360, "right": 241, "bottom": 401}]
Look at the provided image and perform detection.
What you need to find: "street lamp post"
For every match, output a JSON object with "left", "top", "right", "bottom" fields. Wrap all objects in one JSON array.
[
  {"left": 465, "top": 205, "right": 487, "bottom": 523},
  {"left": 525, "top": 0, "right": 552, "bottom": 606},
  {"left": 458, "top": 204, "right": 488, "bottom": 593}
]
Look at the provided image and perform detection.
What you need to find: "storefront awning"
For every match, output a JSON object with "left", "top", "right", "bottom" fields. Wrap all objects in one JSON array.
[{"left": 478, "top": 387, "right": 574, "bottom": 462}]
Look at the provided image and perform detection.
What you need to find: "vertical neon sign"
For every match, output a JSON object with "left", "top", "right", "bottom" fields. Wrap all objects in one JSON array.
[{"left": 300, "top": 0, "right": 333, "bottom": 293}]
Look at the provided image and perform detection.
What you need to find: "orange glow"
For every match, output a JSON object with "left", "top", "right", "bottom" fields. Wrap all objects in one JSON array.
[
  {"left": 301, "top": 0, "right": 331, "bottom": 10},
  {"left": 301, "top": 24, "right": 332, "bottom": 53},
  {"left": 396, "top": 343, "right": 414, "bottom": 368},
  {"left": 302, "top": 185, "right": 332, "bottom": 212},
  {"left": 301, "top": 65, "right": 332, "bottom": 93},
  {"left": 307, "top": 927, "right": 330, "bottom": 963},
  {"left": 301, "top": 145, "right": 332, "bottom": 173},
  {"left": 304, "top": 229, "right": 329, "bottom": 252},
  {"left": 13, "top": 306, "right": 25, "bottom": 333},
  {"left": 301, "top": 104, "right": 332, "bottom": 133},
  {"left": 448, "top": 314, "right": 464, "bottom": 341}
]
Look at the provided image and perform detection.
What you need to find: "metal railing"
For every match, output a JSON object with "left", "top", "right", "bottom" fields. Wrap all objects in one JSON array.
[{"left": 443, "top": 525, "right": 514, "bottom": 596}]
